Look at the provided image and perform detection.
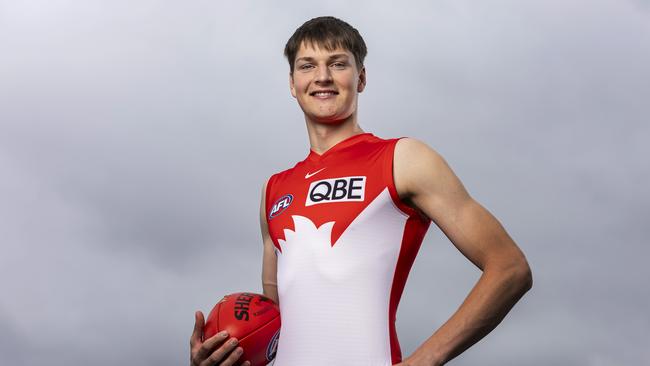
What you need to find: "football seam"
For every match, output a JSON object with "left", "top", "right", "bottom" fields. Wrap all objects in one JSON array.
[{"left": 239, "top": 313, "right": 280, "bottom": 344}]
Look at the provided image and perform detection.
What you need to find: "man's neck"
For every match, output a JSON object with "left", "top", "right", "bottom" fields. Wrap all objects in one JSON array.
[{"left": 305, "top": 113, "right": 365, "bottom": 155}]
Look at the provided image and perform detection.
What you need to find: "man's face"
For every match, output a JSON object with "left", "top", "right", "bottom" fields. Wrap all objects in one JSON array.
[{"left": 289, "top": 42, "right": 366, "bottom": 124}]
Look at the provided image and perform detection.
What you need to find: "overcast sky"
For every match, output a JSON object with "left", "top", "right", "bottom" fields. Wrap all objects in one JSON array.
[{"left": 1, "top": 0, "right": 649, "bottom": 365}]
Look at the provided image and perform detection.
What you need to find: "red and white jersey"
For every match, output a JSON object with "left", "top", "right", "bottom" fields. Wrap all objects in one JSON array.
[{"left": 265, "top": 133, "right": 431, "bottom": 366}]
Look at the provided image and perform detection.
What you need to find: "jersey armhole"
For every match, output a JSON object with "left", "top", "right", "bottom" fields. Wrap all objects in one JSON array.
[
  {"left": 384, "top": 137, "right": 420, "bottom": 218},
  {"left": 264, "top": 174, "right": 275, "bottom": 229}
]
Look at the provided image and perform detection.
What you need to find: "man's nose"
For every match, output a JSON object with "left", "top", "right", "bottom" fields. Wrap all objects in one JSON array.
[{"left": 315, "top": 64, "right": 332, "bottom": 83}]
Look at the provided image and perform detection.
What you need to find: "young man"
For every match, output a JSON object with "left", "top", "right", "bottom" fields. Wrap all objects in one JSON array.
[{"left": 191, "top": 16, "right": 532, "bottom": 366}]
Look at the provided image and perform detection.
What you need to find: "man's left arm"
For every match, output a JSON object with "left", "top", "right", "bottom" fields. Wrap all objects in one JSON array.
[{"left": 393, "top": 138, "right": 533, "bottom": 366}]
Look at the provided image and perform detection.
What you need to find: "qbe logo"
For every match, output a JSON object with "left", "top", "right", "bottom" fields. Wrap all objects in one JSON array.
[
  {"left": 305, "top": 176, "right": 366, "bottom": 206},
  {"left": 269, "top": 194, "right": 293, "bottom": 219}
]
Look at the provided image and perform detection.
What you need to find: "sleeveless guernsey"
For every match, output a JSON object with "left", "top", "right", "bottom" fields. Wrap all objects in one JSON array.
[{"left": 265, "top": 133, "right": 431, "bottom": 366}]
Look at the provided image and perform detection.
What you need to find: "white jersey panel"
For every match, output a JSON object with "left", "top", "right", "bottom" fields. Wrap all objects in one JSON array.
[{"left": 273, "top": 188, "right": 409, "bottom": 366}]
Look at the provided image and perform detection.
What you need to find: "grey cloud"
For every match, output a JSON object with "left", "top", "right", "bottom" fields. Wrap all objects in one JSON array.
[{"left": 1, "top": 1, "right": 649, "bottom": 365}]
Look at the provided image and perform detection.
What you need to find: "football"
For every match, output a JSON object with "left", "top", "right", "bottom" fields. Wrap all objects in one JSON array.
[{"left": 204, "top": 292, "right": 281, "bottom": 366}]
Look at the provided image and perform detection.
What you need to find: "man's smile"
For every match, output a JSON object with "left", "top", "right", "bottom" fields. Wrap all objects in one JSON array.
[{"left": 310, "top": 90, "right": 339, "bottom": 99}]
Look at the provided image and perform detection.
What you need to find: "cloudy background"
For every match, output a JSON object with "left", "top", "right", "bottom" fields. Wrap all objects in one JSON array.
[{"left": 1, "top": 0, "right": 648, "bottom": 365}]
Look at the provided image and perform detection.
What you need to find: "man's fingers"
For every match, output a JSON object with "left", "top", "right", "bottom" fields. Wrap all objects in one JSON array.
[
  {"left": 203, "top": 345, "right": 243, "bottom": 366},
  {"left": 195, "top": 332, "right": 230, "bottom": 362},
  {"left": 190, "top": 311, "right": 205, "bottom": 348}
]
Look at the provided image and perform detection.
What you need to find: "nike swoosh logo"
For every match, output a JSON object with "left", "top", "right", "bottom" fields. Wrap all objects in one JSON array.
[{"left": 305, "top": 167, "right": 326, "bottom": 179}]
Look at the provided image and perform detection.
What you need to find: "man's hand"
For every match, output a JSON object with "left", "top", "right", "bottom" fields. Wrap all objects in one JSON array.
[
  {"left": 190, "top": 311, "right": 251, "bottom": 366},
  {"left": 394, "top": 349, "right": 442, "bottom": 366}
]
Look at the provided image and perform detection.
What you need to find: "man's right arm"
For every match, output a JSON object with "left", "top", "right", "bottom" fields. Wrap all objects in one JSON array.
[{"left": 260, "top": 179, "right": 279, "bottom": 305}]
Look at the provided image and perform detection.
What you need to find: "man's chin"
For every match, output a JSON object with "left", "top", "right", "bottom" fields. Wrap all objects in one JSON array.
[
  {"left": 306, "top": 111, "right": 353, "bottom": 124},
  {"left": 310, "top": 116, "right": 347, "bottom": 125}
]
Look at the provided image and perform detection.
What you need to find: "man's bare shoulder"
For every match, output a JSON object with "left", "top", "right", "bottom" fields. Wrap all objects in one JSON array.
[
  {"left": 395, "top": 137, "right": 445, "bottom": 162},
  {"left": 394, "top": 137, "right": 452, "bottom": 197}
]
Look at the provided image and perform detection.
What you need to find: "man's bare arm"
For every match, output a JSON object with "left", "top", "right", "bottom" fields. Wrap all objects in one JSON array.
[
  {"left": 260, "top": 179, "right": 279, "bottom": 305},
  {"left": 394, "top": 138, "right": 532, "bottom": 365}
]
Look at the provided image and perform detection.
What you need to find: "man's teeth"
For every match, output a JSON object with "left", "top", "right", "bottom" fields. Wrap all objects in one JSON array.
[{"left": 314, "top": 92, "right": 336, "bottom": 96}]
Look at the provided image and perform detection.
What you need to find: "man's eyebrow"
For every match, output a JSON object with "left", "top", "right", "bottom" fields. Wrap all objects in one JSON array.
[{"left": 295, "top": 54, "right": 350, "bottom": 63}]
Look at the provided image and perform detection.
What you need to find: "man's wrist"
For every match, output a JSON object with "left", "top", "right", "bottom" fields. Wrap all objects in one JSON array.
[
  {"left": 408, "top": 343, "right": 446, "bottom": 366},
  {"left": 418, "top": 337, "right": 447, "bottom": 366}
]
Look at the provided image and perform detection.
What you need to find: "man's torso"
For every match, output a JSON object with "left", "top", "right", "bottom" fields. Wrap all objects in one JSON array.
[{"left": 265, "top": 133, "right": 430, "bottom": 366}]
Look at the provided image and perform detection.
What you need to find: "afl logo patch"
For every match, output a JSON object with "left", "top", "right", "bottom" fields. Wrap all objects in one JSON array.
[
  {"left": 266, "top": 329, "right": 280, "bottom": 361},
  {"left": 269, "top": 194, "right": 293, "bottom": 219}
]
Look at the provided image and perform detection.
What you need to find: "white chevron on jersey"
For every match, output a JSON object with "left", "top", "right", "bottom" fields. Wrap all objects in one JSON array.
[{"left": 273, "top": 188, "right": 408, "bottom": 366}]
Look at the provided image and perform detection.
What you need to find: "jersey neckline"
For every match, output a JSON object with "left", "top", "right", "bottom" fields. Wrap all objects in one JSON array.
[{"left": 306, "top": 132, "right": 374, "bottom": 163}]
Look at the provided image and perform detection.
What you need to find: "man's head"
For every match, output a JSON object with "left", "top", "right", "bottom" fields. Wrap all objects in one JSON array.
[
  {"left": 284, "top": 16, "right": 367, "bottom": 76},
  {"left": 284, "top": 17, "right": 368, "bottom": 124}
]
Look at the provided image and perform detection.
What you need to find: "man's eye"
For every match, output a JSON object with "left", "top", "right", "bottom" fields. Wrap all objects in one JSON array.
[
  {"left": 332, "top": 62, "right": 346, "bottom": 68},
  {"left": 299, "top": 64, "right": 314, "bottom": 70}
]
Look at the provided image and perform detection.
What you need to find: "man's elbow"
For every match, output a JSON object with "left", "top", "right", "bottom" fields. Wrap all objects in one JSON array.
[
  {"left": 513, "top": 258, "right": 533, "bottom": 294},
  {"left": 490, "top": 254, "right": 533, "bottom": 295},
  {"left": 263, "top": 283, "right": 280, "bottom": 305}
]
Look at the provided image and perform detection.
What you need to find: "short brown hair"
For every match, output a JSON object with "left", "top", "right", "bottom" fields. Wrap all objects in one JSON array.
[{"left": 284, "top": 16, "right": 367, "bottom": 75}]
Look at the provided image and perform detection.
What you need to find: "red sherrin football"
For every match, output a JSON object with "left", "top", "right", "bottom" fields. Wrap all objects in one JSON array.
[{"left": 204, "top": 292, "right": 281, "bottom": 366}]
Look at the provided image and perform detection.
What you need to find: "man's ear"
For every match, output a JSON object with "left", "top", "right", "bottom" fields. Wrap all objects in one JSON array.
[
  {"left": 357, "top": 66, "right": 366, "bottom": 93},
  {"left": 289, "top": 72, "right": 296, "bottom": 98}
]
